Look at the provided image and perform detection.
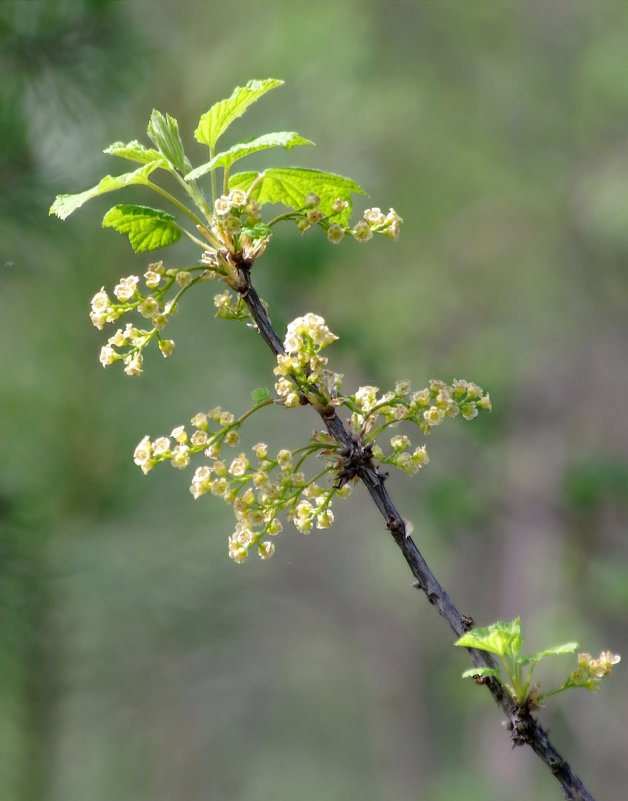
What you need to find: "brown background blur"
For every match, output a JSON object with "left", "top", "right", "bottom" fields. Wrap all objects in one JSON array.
[{"left": 1, "top": 1, "right": 627, "bottom": 799}]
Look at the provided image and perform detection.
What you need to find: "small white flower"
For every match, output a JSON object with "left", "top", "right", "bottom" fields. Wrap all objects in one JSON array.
[
  {"left": 229, "top": 189, "right": 248, "bottom": 208},
  {"left": 99, "top": 344, "right": 117, "bottom": 367},
  {"left": 214, "top": 196, "right": 232, "bottom": 216},
  {"left": 170, "top": 425, "right": 188, "bottom": 444},
  {"left": 191, "top": 430, "right": 208, "bottom": 446},
  {"left": 171, "top": 444, "right": 190, "bottom": 469},
  {"left": 91, "top": 288, "right": 110, "bottom": 314},
  {"left": 229, "top": 454, "right": 249, "bottom": 477},
  {"left": 258, "top": 541, "right": 275, "bottom": 560},
  {"left": 138, "top": 297, "right": 160, "bottom": 318},
  {"left": 191, "top": 412, "right": 208, "bottom": 429},
  {"left": 461, "top": 403, "right": 478, "bottom": 421},
  {"left": 89, "top": 311, "right": 107, "bottom": 330},
  {"left": 144, "top": 270, "right": 161, "bottom": 289},
  {"left": 352, "top": 220, "right": 373, "bottom": 242},
  {"left": 123, "top": 353, "right": 143, "bottom": 376},
  {"left": 113, "top": 275, "right": 139, "bottom": 302},
  {"left": 306, "top": 209, "right": 324, "bottom": 225},
  {"left": 108, "top": 329, "right": 126, "bottom": 347},
  {"left": 133, "top": 436, "right": 152, "bottom": 465},
  {"left": 152, "top": 437, "right": 171, "bottom": 456},
  {"left": 159, "top": 339, "right": 175, "bottom": 358},
  {"left": 175, "top": 271, "right": 192, "bottom": 288},
  {"left": 316, "top": 509, "right": 334, "bottom": 529},
  {"left": 363, "top": 207, "right": 386, "bottom": 226},
  {"left": 327, "top": 224, "right": 345, "bottom": 244},
  {"left": 253, "top": 443, "right": 268, "bottom": 460},
  {"left": 423, "top": 406, "right": 444, "bottom": 425}
]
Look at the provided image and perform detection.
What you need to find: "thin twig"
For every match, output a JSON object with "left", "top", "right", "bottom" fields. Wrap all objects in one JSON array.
[{"left": 237, "top": 264, "right": 596, "bottom": 801}]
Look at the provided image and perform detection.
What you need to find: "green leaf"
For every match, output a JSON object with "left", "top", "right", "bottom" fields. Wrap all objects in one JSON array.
[
  {"left": 251, "top": 387, "right": 271, "bottom": 403},
  {"left": 104, "top": 140, "right": 164, "bottom": 165},
  {"left": 461, "top": 667, "right": 500, "bottom": 680},
  {"left": 194, "top": 78, "right": 284, "bottom": 150},
  {"left": 147, "top": 109, "right": 191, "bottom": 173},
  {"left": 49, "top": 162, "right": 161, "bottom": 220},
  {"left": 241, "top": 222, "right": 272, "bottom": 239},
  {"left": 229, "top": 167, "right": 366, "bottom": 224},
  {"left": 455, "top": 618, "right": 522, "bottom": 658},
  {"left": 102, "top": 204, "right": 181, "bottom": 253},
  {"left": 186, "top": 132, "right": 315, "bottom": 180},
  {"left": 521, "top": 642, "right": 579, "bottom": 666}
]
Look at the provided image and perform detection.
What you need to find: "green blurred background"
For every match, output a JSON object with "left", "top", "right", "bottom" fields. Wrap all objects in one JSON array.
[{"left": 2, "top": 1, "right": 627, "bottom": 799}]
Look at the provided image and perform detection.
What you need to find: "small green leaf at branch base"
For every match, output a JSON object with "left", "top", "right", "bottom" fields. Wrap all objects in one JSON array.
[
  {"left": 186, "top": 132, "right": 315, "bottom": 180},
  {"left": 195, "top": 78, "right": 284, "bottom": 150},
  {"left": 229, "top": 167, "right": 366, "bottom": 224},
  {"left": 521, "top": 643, "right": 579, "bottom": 666},
  {"left": 49, "top": 163, "right": 162, "bottom": 220},
  {"left": 455, "top": 618, "right": 522, "bottom": 658},
  {"left": 251, "top": 387, "right": 271, "bottom": 403},
  {"left": 461, "top": 667, "right": 500, "bottom": 680},
  {"left": 102, "top": 204, "right": 181, "bottom": 253}
]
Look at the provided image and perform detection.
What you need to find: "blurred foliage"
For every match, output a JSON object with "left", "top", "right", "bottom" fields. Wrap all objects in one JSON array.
[{"left": 1, "top": 1, "right": 627, "bottom": 800}]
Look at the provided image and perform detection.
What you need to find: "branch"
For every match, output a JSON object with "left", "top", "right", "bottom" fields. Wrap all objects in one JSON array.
[{"left": 237, "top": 264, "right": 596, "bottom": 801}]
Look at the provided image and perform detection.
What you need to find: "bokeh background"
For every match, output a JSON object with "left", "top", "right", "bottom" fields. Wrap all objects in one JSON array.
[{"left": 2, "top": 1, "right": 627, "bottom": 799}]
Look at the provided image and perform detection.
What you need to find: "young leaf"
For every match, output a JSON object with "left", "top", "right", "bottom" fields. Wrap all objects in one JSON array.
[
  {"left": 229, "top": 167, "right": 366, "bottom": 225},
  {"left": 520, "top": 643, "right": 579, "bottom": 666},
  {"left": 461, "top": 667, "right": 500, "bottom": 680},
  {"left": 49, "top": 162, "right": 162, "bottom": 220},
  {"left": 194, "top": 78, "right": 284, "bottom": 151},
  {"left": 241, "top": 222, "right": 272, "bottom": 239},
  {"left": 186, "top": 132, "right": 315, "bottom": 181},
  {"left": 104, "top": 140, "right": 164, "bottom": 165},
  {"left": 147, "top": 110, "right": 191, "bottom": 174},
  {"left": 455, "top": 618, "right": 522, "bottom": 658},
  {"left": 102, "top": 204, "right": 181, "bottom": 253},
  {"left": 251, "top": 387, "right": 271, "bottom": 403}
]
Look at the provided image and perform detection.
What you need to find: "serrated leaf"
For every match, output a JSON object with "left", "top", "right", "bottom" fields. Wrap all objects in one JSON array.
[
  {"left": 104, "top": 140, "right": 164, "bottom": 165},
  {"left": 229, "top": 167, "right": 366, "bottom": 225},
  {"left": 102, "top": 204, "right": 181, "bottom": 253},
  {"left": 49, "top": 162, "right": 161, "bottom": 220},
  {"left": 195, "top": 78, "right": 284, "bottom": 150},
  {"left": 455, "top": 618, "right": 522, "bottom": 658},
  {"left": 147, "top": 109, "right": 191, "bottom": 174},
  {"left": 186, "top": 132, "right": 315, "bottom": 180},
  {"left": 521, "top": 643, "right": 579, "bottom": 666},
  {"left": 251, "top": 387, "right": 271, "bottom": 403},
  {"left": 461, "top": 667, "right": 500, "bottom": 679}
]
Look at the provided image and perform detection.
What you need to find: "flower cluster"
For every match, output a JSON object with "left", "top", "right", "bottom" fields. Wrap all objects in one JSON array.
[
  {"left": 133, "top": 311, "right": 490, "bottom": 562},
  {"left": 133, "top": 401, "right": 351, "bottom": 564},
  {"left": 90, "top": 261, "right": 209, "bottom": 375},
  {"left": 89, "top": 188, "right": 401, "bottom": 375},
  {"left": 274, "top": 314, "right": 342, "bottom": 408},
  {"left": 290, "top": 194, "right": 403, "bottom": 244},
  {"left": 213, "top": 289, "right": 250, "bottom": 321},
  {"left": 563, "top": 651, "right": 621, "bottom": 693},
  {"left": 336, "top": 378, "right": 491, "bottom": 476},
  {"left": 201, "top": 188, "right": 272, "bottom": 267},
  {"left": 352, "top": 207, "right": 402, "bottom": 242}
]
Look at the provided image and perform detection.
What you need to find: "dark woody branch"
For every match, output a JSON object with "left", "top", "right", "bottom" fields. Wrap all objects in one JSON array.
[{"left": 237, "top": 263, "right": 595, "bottom": 801}]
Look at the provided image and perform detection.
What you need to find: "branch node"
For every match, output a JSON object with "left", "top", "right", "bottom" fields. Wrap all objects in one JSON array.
[
  {"left": 462, "top": 614, "right": 475, "bottom": 631},
  {"left": 334, "top": 438, "right": 375, "bottom": 489}
]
